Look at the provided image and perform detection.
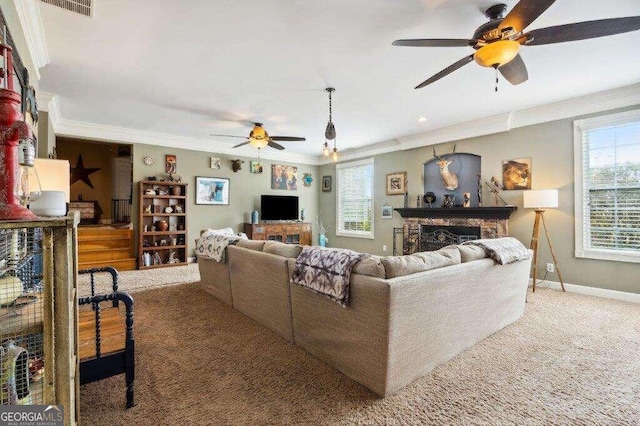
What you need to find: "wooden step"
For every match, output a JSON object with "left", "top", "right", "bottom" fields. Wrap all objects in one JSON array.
[
  {"left": 78, "top": 228, "right": 132, "bottom": 240},
  {"left": 79, "top": 237, "right": 131, "bottom": 250},
  {"left": 79, "top": 258, "right": 137, "bottom": 272},
  {"left": 79, "top": 248, "right": 133, "bottom": 263}
]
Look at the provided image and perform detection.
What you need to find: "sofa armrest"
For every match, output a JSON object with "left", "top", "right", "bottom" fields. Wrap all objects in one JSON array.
[
  {"left": 287, "top": 262, "right": 391, "bottom": 396},
  {"left": 228, "top": 245, "right": 295, "bottom": 342},
  {"left": 384, "top": 257, "right": 531, "bottom": 395}
]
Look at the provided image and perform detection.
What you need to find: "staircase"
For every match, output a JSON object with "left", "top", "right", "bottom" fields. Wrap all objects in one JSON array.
[{"left": 77, "top": 227, "right": 137, "bottom": 271}]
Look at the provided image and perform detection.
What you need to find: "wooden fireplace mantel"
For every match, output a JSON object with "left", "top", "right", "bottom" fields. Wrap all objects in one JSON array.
[{"left": 395, "top": 206, "right": 517, "bottom": 220}]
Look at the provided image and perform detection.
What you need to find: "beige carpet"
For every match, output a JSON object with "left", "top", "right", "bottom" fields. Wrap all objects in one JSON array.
[{"left": 79, "top": 282, "right": 640, "bottom": 425}]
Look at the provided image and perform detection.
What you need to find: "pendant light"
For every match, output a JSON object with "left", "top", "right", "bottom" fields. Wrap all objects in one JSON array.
[{"left": 323, "top": 87, "right": 338, "bottom": 161}]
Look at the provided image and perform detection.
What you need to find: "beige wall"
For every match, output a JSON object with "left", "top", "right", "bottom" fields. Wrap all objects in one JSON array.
[
  {"left": 320, "top": 106, "right": 640, "bottom": 294},
  {"left": 56, "top": 138, "right": 116, "bottom": 221},
  {"left": 37, "top": 111, "right": 56, "bottom": 158},
  {"left": 131, "top": 144, "right": 319, "bottom": 257}
]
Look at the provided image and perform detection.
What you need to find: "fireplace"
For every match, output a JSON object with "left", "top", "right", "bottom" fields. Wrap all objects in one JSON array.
[
  {"left": 394, "top": 207, "right": 517, "bottom": 255},
  {"left": 420, "top": 225, "right": 481, "bottom": 251}
]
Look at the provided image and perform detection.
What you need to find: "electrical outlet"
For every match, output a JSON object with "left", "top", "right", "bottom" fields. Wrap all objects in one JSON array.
[
  {"left": 546, "top": 263, "right": 555, "bottom": 273},
  {"left": 382, "top": 245, "right": 387, "bottom": 252}
]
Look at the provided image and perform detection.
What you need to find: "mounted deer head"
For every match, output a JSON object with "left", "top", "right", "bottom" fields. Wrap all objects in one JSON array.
[
  {"left": 230, "top": 159, "right": 245, "bottom": 172},
  {"left": 432, "top": 144, "right": 459, "bottom": 190}
]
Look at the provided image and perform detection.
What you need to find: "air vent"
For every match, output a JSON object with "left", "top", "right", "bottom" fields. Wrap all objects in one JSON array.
[{"left": 40, "top": 0, "right": 93, "bottom": 18}]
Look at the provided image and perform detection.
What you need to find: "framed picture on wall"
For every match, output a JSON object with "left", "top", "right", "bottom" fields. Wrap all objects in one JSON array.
[
  {"left": 322, "top": 176, "right": 332, "bottom": 192},
  {"left": 386, "top": 172, "right": 407, "bottom": 195},
  {"left": 271, "top": 164, "right": 297, "bottom": 190},
  {"left": 381, "top": 203, "right": 393, "bottom": 219},
  {"left": 195, "top": 176, "right": 230, "bottom": 205},
  {"left": 502, "top": 158, "right": 532, "bottom": 190}
]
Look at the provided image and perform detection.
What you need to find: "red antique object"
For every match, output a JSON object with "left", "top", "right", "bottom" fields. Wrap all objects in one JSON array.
[{"left": 0, "top": 41, "right": 35, "bottom": 220}]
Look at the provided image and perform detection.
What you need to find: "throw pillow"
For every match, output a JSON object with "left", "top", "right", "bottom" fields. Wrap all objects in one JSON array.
[
  {"left": 352, "top": 257, "right": 386, "bottom": 278},
  {"left": 263, "top": 241, "right": 303, "bottom": 258},
  {"left": 236, "top": 239, "right": 266, "bottom": 252},
  {"left": 458, "top": 244, "right": 487, "bottom": 263}
]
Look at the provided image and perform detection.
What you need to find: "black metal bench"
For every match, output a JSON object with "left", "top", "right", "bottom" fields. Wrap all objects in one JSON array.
[{"left": 78, "top": 267, "right": 135, "bottom": 408}]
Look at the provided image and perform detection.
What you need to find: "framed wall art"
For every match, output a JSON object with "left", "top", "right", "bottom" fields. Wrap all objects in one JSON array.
[
  {"left": 386, "top": 172, "right": 407, "bottom": 195},
  {"left": 502, "top": 158, "right": 532, "bottom": 190},
  {"left": 271, "top": 164, "right": 297, "bottom": 190},
  {"left": 381, "top": 203, "right": 393, "bottom": 219},
  {"left": 165, "top": 154, "right": 177, "bottom": 174},
  {"left": 250, "top": 161, "right": 263, "bottom": 174},
  {"left": 322, "top": 176, "right": 332, "bottom": 192},
  {"left": 195, "top": 176, "right": 230, "bottom": 205}
]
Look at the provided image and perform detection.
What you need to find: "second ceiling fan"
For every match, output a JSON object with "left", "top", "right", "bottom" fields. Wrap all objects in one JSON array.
[
  {"left": 393, "top": 0, "right": 640, "bottom": 89},
  {"left": 210, "top": 123, "right": 305, "bottom": 151}
]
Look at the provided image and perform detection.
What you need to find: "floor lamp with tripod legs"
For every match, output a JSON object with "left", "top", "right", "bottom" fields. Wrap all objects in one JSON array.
[{"left": 523, "top": 189, "right": 565, "bottom": 293}]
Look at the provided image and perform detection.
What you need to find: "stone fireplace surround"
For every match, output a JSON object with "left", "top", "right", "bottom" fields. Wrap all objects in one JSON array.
[{"left": 395, "top": 207, "right": 517, "bottom": 254}]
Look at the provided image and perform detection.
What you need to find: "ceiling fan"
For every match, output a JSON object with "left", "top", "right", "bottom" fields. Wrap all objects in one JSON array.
[
  {"left": 210, "top": 123, "right": 305, "bottom": 151},
  {"left": 393, "top": 0, "right": 640, "bottom": 89}
]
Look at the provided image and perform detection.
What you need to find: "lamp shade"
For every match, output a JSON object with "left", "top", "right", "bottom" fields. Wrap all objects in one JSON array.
[
  {"left": 523, "top": 189, "right": 558, "bottom": 209},
  {"left": 32, "top": 159, "right": 70, "bottom": 202}
]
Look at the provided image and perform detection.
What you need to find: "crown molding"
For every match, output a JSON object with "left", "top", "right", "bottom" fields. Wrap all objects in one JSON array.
[
  {"left": 36, "top": 91, "right": 60, "bottom": 127},
  {"left": 54, "top": 118, "right": 320, "bottom": 165},
  {"left": 511, "top": 83, "right": 640, "bottom": 129},
  {"left": 12, "top": 0, "right": 50, "bottom": 79},
  {"left": 324, "top": 83, "right": 640, "bottom": 165}
]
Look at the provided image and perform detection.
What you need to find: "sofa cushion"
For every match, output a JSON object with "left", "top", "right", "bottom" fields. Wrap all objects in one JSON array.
[
  {"left": 380, "top": 246, "right": 460, "bottom": 279},
  {"left": 415, "top": 245, "right": 461, "bottom": 265},
  {"left": 352, "top": 256, "right": 385, "bottom": 278},
  {"left": 263, "top": 241, "right": 303, "bottom": 258},
  {"left": 236, "top": 239, "right": 266, "bottom": 252},
  {"left": 458, "top": 244, "right": 488, "bottom": 263}
]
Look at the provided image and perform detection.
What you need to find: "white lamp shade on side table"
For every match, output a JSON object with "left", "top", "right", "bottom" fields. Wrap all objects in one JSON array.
[{"left": 523, "top": 189, "right": 559, "bottom": 209}]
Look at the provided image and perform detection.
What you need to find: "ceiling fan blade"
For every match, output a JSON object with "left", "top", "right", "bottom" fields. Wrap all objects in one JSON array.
[
  {"left": 499, "top": 54, "right": 528, "bottom": 85},
  {"left": 499, "top": 0, "right": 556, "bottom": 33},
  {"left": 393, "top": 39, "right": 476, "bottom": 47},
  {"left": 522, "top": 16, "right": 640, "bottom": 46},
  {"left": 209, "top": 134, "right": 249, "bottom": 139},
  {"left": 232, "top": 141, "right": 250, "bottom": 148},
  {"left": 267, "top": 141, "right": 285, "bottom": 150},
  {"left": 415, "top": 54, "right": 474, "bottom": 89},
  {"left": 270, "top": 136, "right": 306, "bottom": 142}
]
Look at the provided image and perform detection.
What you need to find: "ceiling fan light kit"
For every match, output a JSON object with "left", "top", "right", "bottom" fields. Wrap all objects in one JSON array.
[
  {"left": 210, "top": 123, "right": 305, "bottom": 153},
  {"left": 474, "top": 40, "right": 520, "bottom": 68},
  {"left": 393, "top": 0, "right": 640, "bottom": 89}
]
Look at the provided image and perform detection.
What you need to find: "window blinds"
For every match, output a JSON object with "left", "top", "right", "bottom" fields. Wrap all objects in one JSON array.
[
  {"left": 337, "top": 160, "right": 374, "bottom": 237},
  {"left": 582, "top": 121, "right": 640, "bottom": 254}
]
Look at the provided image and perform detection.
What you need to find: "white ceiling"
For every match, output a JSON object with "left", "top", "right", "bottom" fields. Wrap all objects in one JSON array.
[{"left": 37, "top": 0, "right": 640, "bottom": 159}]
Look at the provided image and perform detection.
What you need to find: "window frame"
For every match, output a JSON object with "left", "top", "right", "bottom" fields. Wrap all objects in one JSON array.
[
  {"left": 574, "top": 109, "right": 640, "bottom": 264},
  {"left": 335, "top": 158, "right": 375, "bottom": 239}
]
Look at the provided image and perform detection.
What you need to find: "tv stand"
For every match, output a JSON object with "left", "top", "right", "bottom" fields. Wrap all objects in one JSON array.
[{"left": 244, "top": 222, "right": 311, "bottom": 245}]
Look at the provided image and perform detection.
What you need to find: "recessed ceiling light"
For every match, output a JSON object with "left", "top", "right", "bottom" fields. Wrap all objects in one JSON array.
[{"left": 417, "top": 117, "right": 427, "bottom": 122}]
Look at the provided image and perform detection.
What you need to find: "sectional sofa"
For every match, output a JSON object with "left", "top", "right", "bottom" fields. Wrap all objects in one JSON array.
[{"left": 197, "top": 239, "right": 531, "bottom": 396}]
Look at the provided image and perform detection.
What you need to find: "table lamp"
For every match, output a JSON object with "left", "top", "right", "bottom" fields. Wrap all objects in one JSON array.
[{"left": 523, "top": 189, "right": 565, "bottom": 292}]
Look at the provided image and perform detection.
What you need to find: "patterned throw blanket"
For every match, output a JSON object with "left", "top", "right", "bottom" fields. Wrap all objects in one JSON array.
[
  {"left": 196, "top": 231, "right": 246, "bottom": 262},
  {"left": 463, "top": 237, "right": 531, "bottom": 265},
  {"left": 292, "top": 246, "right": 367, "bottom": 307}
]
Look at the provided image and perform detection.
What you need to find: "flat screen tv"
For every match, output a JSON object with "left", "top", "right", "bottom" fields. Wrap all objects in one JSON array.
[{"left": 261, "top": 195, "right": 299, "bottom": 221}]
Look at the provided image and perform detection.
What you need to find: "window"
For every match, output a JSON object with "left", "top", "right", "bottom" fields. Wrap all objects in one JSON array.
[
  {"left": 336, "top": 158, "right": 374, "bottom": 239},
  {"left": 574, "top": 109, "right": 640, "bottom": 263}
]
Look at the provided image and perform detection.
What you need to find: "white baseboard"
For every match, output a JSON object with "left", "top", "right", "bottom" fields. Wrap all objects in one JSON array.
[
  {"left": 187, "top": 256, "right": 196, "bottom": 263},
  {"left": 529, "top": 279, "right": 640, "bottom": 304}
]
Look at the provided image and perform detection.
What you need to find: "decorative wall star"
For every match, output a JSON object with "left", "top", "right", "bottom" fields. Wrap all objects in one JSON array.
[{"left": 70, "top": 154, "right": 100, "bottom": 189}]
